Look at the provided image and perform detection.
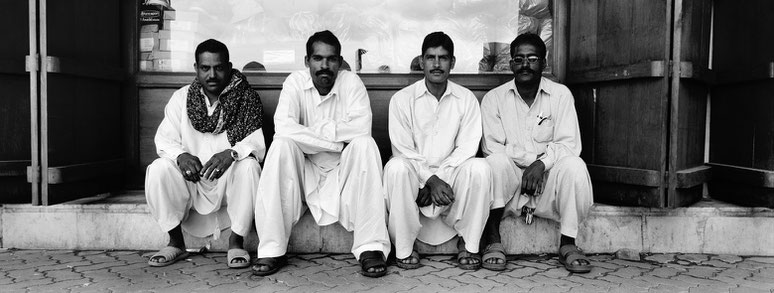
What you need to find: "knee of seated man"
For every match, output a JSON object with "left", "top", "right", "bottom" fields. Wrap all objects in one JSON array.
[
  {"left": 464, "top": 158, "right": 492, "bottom": 178},
  {"left": 146, "top": 158, "right": 177, "bottom": 179},
  {"left": 556, "top": 156, "right": 587, "bottom": 173},
  {"left": 484, "top": 153, "right": 511, "bottom": 172},
  {"left": 346, "top": 136, "right": 376, "bottom": 149},
  {"left": 269, "top": 137, "right": 297, "bottom": 150},
  {"left": 231, "top": 157, "right": 260, "bottom": 175},
  {"left": 384, "top": 157, "right": 412, "bottom": 179}
]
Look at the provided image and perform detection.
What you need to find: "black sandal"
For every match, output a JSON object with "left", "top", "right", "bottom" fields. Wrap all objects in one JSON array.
[
  {"left": 359, "top": 250, "right": 387, "bottom": 278},
  {"left": 251, "top": 255, "right": 287, "bottom": 276}
]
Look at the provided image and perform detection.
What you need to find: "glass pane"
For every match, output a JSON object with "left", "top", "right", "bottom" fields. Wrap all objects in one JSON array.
[{"left": 139, "top": 0, "right": 554, "bottom": 74}]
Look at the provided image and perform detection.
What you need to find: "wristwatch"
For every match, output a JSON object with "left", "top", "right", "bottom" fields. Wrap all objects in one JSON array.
[{"left": 229, "top": 149, "right": 239, "bottom": 161}]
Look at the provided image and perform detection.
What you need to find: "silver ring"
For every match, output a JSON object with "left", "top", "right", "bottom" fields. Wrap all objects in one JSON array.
[
  {"left": 185, "top": 170, "right": 192, "bottom": 175},
  {"left": 214, "top": 169, "right": 220, "bottom": 173}
]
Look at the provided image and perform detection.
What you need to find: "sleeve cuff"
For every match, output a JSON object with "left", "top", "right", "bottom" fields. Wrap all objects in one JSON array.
[
  {"left": 231, "top": 145, "right": 250, "bottom": 161},
  {"left": 160, "top": 148, "right": 186, "bottom": 162}
]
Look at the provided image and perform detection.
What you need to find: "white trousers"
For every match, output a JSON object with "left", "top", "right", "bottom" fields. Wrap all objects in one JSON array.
[
  {"left": 145, "top": 157, "right": 261, "bottom": 238},
  {"left": 254, "top": 136, "right": 390, "bottom": 260},
  {"left": 485, "top": 153, "right": 593, "bottom": 238},
  {"left": 383, "top": 157, "right": 493, "bottom": 259}
]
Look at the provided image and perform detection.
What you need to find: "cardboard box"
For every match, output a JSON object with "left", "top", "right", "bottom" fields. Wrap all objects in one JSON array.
[
  {"left": 153, "top": 58, "right": 189, "bottom": 71},
  {"left": 163, "top": 10, "right": 199, "bottom": 22},
  {"left": 163, "top": 20, "right": 197, "bottom": 31},
  {"left": 159, "top": 39, "right": 195, "bottom": 52},
  {"left": 140, "top": 24, "right": 159, "bottom": 33},
  {"left": 139, "top": 60, "right": 153, "bottom": 71},
  {"left": 139, "top": 32, "right": 158, "bottom": 52},
  {"left": 158, "top": 29, "right": 198, "bottom": 41}
]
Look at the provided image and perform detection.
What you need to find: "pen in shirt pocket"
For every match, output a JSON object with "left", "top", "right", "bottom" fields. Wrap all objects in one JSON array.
[{"left": 537, "top": 111, "right": 551, "bottom": 125}]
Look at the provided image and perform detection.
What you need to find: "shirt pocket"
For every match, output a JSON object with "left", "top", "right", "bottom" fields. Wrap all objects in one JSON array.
[{"left": 532, "top": 119, "right": 555, "bottom": 143}]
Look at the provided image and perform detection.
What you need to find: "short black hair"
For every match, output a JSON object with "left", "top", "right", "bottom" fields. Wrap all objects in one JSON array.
[
  {"left": 306, "top": 30, "right": 342, "bottom": 57},
  {"left": 421, "top": 31, "right": 454, "bottom": 57},
  {"left": 195, "top": 39, "right": 229, "bottom": 63},
  {"left": 510, "top": 33, "right": 547, "bottom": 59}
]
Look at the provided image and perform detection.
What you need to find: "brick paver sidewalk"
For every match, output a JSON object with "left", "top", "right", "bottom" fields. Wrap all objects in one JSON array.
[{"left": 1, "top": 249, "right": 773, "bottom": 292}]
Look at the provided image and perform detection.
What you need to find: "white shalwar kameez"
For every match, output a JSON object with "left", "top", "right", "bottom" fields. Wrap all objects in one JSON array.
[
  {"left": 384, "top": 79, "right": 493, "bottom": 260},
  {"left": 481, "top": 77, "right": 593, "bottom": 238},
  {"left": 146, "top": 85, "right": 266, "bottom": 239},
  {"left": 254, "top": 70, "right": 390, "bottom": 260}
]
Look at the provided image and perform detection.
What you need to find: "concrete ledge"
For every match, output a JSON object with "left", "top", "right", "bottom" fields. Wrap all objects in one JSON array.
[{"left": 2, "top": 195, "right": 774, "bottom": 256}]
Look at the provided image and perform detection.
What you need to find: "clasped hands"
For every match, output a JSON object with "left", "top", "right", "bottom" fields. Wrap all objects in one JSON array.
[
  {"left": 176, "top": 150, "right": 235, "bottom": 182},
  {"left": 415, "top": 175, "right": 455, "bottom": 207}
]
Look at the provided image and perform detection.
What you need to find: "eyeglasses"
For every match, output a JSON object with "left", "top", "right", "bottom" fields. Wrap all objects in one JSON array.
[{"left": 512, "top": 56, "right": 542, "bottom": 64}]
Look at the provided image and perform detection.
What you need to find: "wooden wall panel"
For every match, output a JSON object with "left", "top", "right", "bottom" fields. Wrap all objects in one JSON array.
[
  {"left": 568, "top": 0, "right": 711, "bottom": 207},
  {"left": 569, "top": 0, "right": 666, "bottom": 70}
]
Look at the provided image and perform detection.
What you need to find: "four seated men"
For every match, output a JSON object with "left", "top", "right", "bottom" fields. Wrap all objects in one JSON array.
[{"left": 146, "top": 32, "right": 593, "bottom": 275}]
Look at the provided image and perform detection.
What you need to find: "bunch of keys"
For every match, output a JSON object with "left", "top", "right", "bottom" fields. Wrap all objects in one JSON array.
[{"left": 522, "top": 206, "right": 535, "bottom": 225}]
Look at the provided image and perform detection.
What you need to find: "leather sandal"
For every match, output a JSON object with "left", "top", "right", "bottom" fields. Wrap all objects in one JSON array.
[
  {"left": 558, "top": 244, "right": 592, "bottom": 273},
  {"left": 251, "top": 255, "right": 287, "bottom": 276},
  {"left": 395, "top": 250, "right": 422, "bottom": 270},
  {"left": 359, "top": 250, "right": 387, "bottom": 278},
  {"left": 481, "top": 243, "right": 507, "bottom": 271}
]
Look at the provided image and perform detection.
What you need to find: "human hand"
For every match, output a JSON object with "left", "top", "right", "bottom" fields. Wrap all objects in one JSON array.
[
  {"left": 521, "top": 160, "right": 545, "bottom": 196},
  {"left": 425, "top": 175, "right": 454, "bottom": 206},
  {"left": 200, "top": 150, "right": 235, "bottom": 181},
  {"left": 415, "top": 186, "right": 432, "bottom": 207},
  {"left": 177, "top": 153, "right": 203, "bottom": 182}
]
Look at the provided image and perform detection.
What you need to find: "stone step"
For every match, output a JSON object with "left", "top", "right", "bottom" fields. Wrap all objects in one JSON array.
[{"left": 2, "top": 192, "right": 773, "bottom": 256}]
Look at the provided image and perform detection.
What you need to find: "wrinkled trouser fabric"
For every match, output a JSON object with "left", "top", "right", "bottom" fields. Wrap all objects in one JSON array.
[
  {"left": 383, "top": 157, "right": 493, "bottom": 259},
  {"left": 485, "top": 153, "right": 593, "bottom": 238},
  {"left": 145, "top": 157, "right": 261, "bottom": 238},
  {"left": 255, "top": 136, "right": 391, "bottom": 260}
]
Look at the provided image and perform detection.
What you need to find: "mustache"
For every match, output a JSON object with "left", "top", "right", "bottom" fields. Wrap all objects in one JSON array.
[
  {"left": 517, "top": 68, "right": 536, "bottom": 74},
  {"left": 316, "top": 69, "right": 335, "bottom": 76}
]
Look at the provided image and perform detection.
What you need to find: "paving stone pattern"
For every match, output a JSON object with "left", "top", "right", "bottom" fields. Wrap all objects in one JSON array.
[{"left": 1, "top": 249, "right": 773, "bottom": 292}]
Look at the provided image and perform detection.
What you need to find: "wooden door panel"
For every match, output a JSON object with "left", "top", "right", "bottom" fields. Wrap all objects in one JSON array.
[
  {"left": 41, "top": 0, "right": 125, "bottom": 204},
  {"left": 0, "top": 1, "right": 31, "bottom": 203}
]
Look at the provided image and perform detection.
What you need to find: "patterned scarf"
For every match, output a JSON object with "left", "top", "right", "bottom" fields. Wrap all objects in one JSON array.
[{"left": 186, "top": 69, "right": 263, "bottom": 146}]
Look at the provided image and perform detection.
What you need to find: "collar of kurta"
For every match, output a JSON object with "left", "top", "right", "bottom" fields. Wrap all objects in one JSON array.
[
  {"left": 509, "top": 76, "right": 553, "bottom": 97},
  {"left": 414, "top": 78, "right": 461, "bottom": 101},
  {"left": 303, "top": 70, "right": 342, "bottom": 103}
]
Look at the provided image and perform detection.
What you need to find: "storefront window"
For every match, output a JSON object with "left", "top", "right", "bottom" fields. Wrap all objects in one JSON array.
[{"left": 139, "top": 0, "right": 555, "bottom": 74}]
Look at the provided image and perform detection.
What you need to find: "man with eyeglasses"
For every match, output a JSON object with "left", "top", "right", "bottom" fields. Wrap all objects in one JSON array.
[
  {"left": 252, "top": 30, "right": 390, "bottom": 278},
  {"left": 479, "top": 33, "right": 594, "bottom": 273}
]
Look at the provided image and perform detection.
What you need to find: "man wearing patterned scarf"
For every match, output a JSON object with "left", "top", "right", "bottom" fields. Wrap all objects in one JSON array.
[{"left": 145, "top": 39, "right": 266, "bottom": 269}]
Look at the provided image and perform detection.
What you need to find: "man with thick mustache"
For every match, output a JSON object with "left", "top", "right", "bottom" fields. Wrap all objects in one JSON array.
[
  {"left": 384, "top": 32, "right": 493, "bottom": 271},
  {"left": 145, "top": 39, "right": 265, "bottom": 268},
  {"left": 479, "top": 33, "right": 594, "bottom": 273},
  {"left": 252, "top": 30, "right": 390, "bottom": 277}
]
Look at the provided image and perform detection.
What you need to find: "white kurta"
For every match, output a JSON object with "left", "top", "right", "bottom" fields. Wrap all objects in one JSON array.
[
  {"left": 384, "top": 79, "right": 493, "bottom": 258},
  {"left": 481, "top": 77, "right": 592, "bottom": 238},
  {"left": 254, "top": 70, "right": 390, "bottom": 260},
  {"left": 146, "top": 85, "right": 266, "bottom": 238}
]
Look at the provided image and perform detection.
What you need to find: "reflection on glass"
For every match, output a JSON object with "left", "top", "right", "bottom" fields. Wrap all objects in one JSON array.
[{"left": 138, "top": 0, "right": 554, "bottom": 74}]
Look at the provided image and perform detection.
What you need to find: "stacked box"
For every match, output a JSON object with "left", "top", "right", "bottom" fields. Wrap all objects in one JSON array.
[{"left": 149, "top": 9, "right": 201, "bottom": 71}]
